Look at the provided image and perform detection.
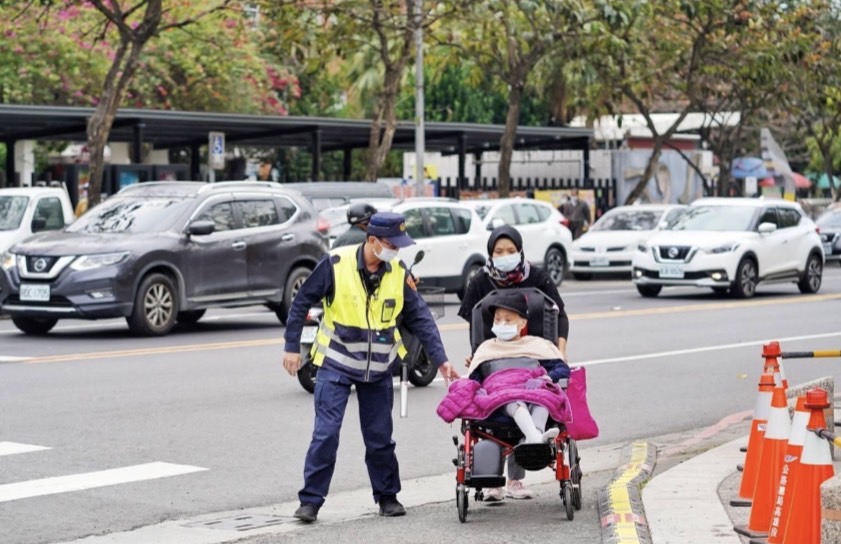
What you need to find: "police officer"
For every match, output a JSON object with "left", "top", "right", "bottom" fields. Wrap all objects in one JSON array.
[
  {"left": 332, "top": 202, "right": 377, "bottom": 249},
  {"left": 282, "top": 212, "right": 460, "bottom": 523}
]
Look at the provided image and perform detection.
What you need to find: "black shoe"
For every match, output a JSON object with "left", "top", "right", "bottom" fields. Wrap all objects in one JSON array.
[
  {"left": 378, "top": 495, "right": 406, "bottom": 517},
  {"left": 294, "top": 503, "right": 319, "bottom": 523}
]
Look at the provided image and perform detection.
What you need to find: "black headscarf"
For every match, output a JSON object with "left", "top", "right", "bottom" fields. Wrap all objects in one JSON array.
[{"left": 485, "top": 225, "right": 529, "bottom": 286}]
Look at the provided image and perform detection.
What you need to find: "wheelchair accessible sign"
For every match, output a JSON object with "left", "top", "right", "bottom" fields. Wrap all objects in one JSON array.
[{"left": 209, "top": 132, "right": 225, "bottom": 170}]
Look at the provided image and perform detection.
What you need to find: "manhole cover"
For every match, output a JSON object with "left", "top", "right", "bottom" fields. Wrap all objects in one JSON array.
[{"left": 184, "top": 513, "right": 297, "bottom": 532}]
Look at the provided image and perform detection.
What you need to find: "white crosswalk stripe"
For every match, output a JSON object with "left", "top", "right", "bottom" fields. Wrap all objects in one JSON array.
[
  {"left": 0, "top": 462, "right": 208, "bottom": 503},
  {"left": 0, "top": 441, "right": 50, "bottom": 457}
]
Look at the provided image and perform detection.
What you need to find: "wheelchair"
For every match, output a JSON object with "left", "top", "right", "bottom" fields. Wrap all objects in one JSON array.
[{"left": 451, "top": 287, "right": 583, "bottom": 523}]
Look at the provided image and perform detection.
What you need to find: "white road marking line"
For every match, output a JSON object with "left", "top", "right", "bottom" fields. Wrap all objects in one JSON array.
[
  {"left": 0, "top": 462, "right": 208, "bottom": 503},
  {"left": 576, "top": 330, "right": 841, "bottom": 367},
  {"left": 0, "top": 355, "right": 30, "bottom": 362},
  {"left": 0, "top": 442, "right": 50, "bottom": 457}
]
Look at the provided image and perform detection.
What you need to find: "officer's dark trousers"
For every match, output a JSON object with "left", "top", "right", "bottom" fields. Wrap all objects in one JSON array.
[{"left": 299, "top": 366, "right": 401, "bottom": 507}]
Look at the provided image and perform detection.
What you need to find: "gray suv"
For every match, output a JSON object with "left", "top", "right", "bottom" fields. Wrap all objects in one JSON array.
[{"left": 0, "top": 182, "right": 328, "bottom": 336}]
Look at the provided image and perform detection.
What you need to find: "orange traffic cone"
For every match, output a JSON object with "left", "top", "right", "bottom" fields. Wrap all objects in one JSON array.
[
  {"left": 732, "top": 372, "right": 776, "bottom": 508},
  {"left": 735, "top": 384, "right": 792, "bottom": 538},
  {"left": 781, "top": 388, "right": 835, "bottom": 544},
  {"left": 762, "top": 342, "right": 788, "bottom": 390},
  {"left": 765, "top": 396, "right": 810, "bottom": 544}
]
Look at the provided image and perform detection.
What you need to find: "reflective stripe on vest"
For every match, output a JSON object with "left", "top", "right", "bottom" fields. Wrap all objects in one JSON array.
[{"left": 313, "top": 245, "right": 407, "bottom": 380}]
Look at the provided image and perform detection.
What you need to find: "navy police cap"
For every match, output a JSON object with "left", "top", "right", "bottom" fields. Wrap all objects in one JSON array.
[{"left": 367, "top": 212, "right": 415, "bottom": 248}]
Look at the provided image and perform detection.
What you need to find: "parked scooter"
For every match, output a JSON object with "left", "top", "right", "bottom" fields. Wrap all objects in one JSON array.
[{"left": 296, "top": 250, "right": 440, "bottom": 394}]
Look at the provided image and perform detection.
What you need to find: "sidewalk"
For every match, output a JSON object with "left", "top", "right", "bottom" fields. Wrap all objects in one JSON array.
[{"left": 643, "top": 407, "right": 841, "bottom": 544}]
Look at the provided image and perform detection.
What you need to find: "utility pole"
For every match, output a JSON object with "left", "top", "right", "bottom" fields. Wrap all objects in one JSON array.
[{"left": 414, "top": 0, "right": 425, "bottom": 196}]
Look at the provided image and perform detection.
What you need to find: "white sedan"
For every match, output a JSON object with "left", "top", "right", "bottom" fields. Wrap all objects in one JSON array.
[
  {"left": 632, "top": 198, "right": 824, "bottom": 298},
  {"left": 569, "top": 204, "right": 685, "bottom": 280}
]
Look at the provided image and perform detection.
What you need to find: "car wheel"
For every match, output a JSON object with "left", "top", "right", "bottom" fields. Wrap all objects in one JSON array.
[
  {"left": 127, "top": 273, "right": 178, "bottom": 336},
  {"left": 636, "top": 285, "right": 662, "bottom": 298},
  {"left": 798, "top": 253, "right": 823, "bottom": 294},
  {"left": 731, "top": 258, "right": 758, "bottom": 299},
  {"left": 11, "top": 316, "right": 58, "bottom": 335},
  {"left": 407, "top": 347, "right": 438, "bottom": 387},
  {"left": 276, "top": 267, "right": 311, "bottom": 325},
  {"left": 176, "top": 309, "right": 206, "bottom": 325},
  {"left": 456, "top": 262, "right": 483, "bottom": 301},
  {"left": 544, "top": 246, "right": 567, "bottom": 286},
  {"left": 572, "top": 272, "right": 592, "bottom": 281}
]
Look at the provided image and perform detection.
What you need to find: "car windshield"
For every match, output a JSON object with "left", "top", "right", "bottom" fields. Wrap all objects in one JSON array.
[
  {"left": 666, "top": 205, "right": 757, "bottom": 232},
  {"left": 67, "top": 196, "right": 192, "bottom": 234},
  {"left": 590, "top": 209, "right": 663, "bottom": 231},
  {"left": 0, "top": 196, "right": 29, "bottom": 231},
  {"left": 817, "top": 210, "right": 841, "bottom": 228}
]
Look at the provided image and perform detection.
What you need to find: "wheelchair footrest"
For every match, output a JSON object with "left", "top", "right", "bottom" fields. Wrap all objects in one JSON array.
[
  {"left": 466, "top": 476, "right": 506, "bottom": 489},
  {"left": 513, "top": 443, "right": 553, "bottom": 471}
]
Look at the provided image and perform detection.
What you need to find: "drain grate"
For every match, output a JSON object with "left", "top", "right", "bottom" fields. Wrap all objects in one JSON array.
[{"left": 184, "top": 513, "right": 297, "bottom": 532}]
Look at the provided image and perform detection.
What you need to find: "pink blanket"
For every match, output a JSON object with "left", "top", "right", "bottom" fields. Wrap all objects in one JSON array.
[{"left": 436, "top": 367, "right": 570, "bottom": 424}]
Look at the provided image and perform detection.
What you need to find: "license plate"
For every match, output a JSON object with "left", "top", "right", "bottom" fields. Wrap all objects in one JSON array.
[
  {"left": 823, "top": 243, "right": 833, "bottom": 255},
  {"left": 590, "top": 256, "right": 610, "bottom": 267},
  {"left": 20, "top": 283, "right": 50, "bottom": 302},
  {"left": 659, "top": 265, "right": 685, "bottom": 279},
  {"left": 300, "top": 326, "right": 318, "bottom": 344}
]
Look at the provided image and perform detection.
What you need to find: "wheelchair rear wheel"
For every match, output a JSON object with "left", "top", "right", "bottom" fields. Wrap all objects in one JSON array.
[
  {"left": 456, "top": 484, "right": 469, "bottom": 523},
  {"left": 568, "top": 439, "right": 582, "bottom": 510}
]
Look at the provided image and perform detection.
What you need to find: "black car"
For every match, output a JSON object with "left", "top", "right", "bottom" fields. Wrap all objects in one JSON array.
[
  {"left": 0, "top": 182, "right": 328, "bottom": 336},
  {"left": 817, "top": 206, "right": 841, "bottom": 264}
]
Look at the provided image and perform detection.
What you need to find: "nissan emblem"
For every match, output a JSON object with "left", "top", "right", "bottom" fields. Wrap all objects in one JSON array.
[
  {"left": 33, "top": 258, "right": 48, "bottom": 272},
  {"left": 667, "top": 247, "right": 679, "bottom": 259}
]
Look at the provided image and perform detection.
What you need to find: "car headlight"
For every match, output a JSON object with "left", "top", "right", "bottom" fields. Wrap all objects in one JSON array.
[
  {"left": 70, "top": 252, "right": 129, "bottom": 271},
  {"left": 709, "top": 243, "right": 740, "bottom": 254},
  {"left": 0, "top": 251, "right": 16, "bottom": 271}
]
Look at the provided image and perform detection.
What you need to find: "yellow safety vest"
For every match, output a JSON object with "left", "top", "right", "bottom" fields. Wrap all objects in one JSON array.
[{"left": 313, "top": 245, "right": 408, "bottom": 381}]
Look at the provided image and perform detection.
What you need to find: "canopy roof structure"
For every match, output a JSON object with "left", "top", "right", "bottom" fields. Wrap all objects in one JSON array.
[{"left": 0, "top": 104, "right": 593, "bottom": 186}]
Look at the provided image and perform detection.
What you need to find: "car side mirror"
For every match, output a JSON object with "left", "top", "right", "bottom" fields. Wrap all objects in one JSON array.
[
  {"left": 758, "top": 222, "right": 777, "bottom": 234},
  {"left": 491, "top": 218, "right": 505, "bottom": 229},
  {"left": 31, "top": 217, "right": 47, "bottom": 233},
  {"left": 187, "top": 220, "right": 216, "bottom": 236},
  {"left": 657, "top": 220, "right": 669, "bottom": 230}
]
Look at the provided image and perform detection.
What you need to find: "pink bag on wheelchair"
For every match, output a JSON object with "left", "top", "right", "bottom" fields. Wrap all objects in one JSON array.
[{"left": 565, "top": 366, "right": 599, "bottom": 440}]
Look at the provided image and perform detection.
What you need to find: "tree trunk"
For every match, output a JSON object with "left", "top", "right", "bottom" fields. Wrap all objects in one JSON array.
[
  {"left": 86, "top": 39, "right": 144, "bottom": 207},
  {"left": 365, "top": 67, "right": 404, "bottom": 181},
  {"left": 624, "top": 143, "right": 663, "bottom": 205},
  {"left": 498, "top": 84, "right": 523, "bottom": 198}
]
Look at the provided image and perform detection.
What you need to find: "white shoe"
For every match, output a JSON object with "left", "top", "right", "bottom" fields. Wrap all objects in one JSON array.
[
  {"left": 505, "top": 479, "right": 533, "bottom": 500},
  {"left": 483, "top": 487, "right": 505, "bottom": 502},
  {"left": 542, "top": 428, "right": 560, "bottom": 442}
]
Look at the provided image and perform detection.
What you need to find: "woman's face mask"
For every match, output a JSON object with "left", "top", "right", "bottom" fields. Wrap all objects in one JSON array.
[
  {"left": 374, "top": 238, "right": 399, "bottom": 262},
  {"left": 492, "top": 253, "right": 521, "bottom": 272}
]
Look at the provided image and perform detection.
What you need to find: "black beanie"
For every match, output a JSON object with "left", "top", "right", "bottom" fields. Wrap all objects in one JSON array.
[{"left": 487, "top": 225, "right": 524, "bottom": 255}]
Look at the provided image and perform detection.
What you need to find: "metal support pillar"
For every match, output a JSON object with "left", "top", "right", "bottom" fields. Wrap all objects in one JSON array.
[
  {"left": 310, "top": 129, "right": 322, "bottom": 182},
  {"left": 473, "top": 151, "right": 483, "bottom": 190},
  {"left": 190, "top": 143, "right": 201, "bottom": 181},
  {"left": 343, "top": 147, "right": 353, "bottom": 181},
  {"left": 456, "top": 133, "right": 467, "bottom": 199},
  {"left": 583, "top": 142, "right": 591, "bottom": 188},
  {"left": 132, "top": 123, "right": 145, "bottom": 164}
]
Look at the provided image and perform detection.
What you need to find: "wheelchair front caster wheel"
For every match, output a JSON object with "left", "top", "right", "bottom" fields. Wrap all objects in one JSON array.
[
  {"left": 456, "top": 484, "right": 468, "bottom": 523},
  {"left": 562, "top": 483, "right": 574, "bottom": 521}
]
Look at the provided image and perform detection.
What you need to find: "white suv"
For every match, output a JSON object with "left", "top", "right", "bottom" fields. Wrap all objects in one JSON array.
[
  {"left": 462, "top": 198, "right": 572, "bottom": 286},
  {"left": 632, "top": 198, "right": 824, "bottom": 298},
  {"left": 325, "top": 198, "right": 488, "bottom": 299}
]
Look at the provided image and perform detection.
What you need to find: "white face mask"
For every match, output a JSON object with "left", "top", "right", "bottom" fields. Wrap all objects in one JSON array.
[
  {"left": 492, "top": 253, "right": 521, "bottom": 272},
  {"left": 491, "top": 323, "right": 520, "bottom": 341},
  {"left": 374, "top": 239, "right": 399, "bottom": 262}
]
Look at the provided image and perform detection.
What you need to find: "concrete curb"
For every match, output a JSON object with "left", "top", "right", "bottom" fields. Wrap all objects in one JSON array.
[{"left": 598, "top": 440, "right": 657, "bottom": 544}]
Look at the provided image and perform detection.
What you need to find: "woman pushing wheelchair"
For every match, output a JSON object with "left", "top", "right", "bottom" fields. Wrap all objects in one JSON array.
[{"left": 454, "top": 225, "right": 571, "bottom": 501}]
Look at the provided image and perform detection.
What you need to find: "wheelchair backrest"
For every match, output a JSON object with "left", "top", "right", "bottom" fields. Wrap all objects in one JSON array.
[
  {"left": 472, "top": 357, "right": 539, "bottom": 382},
  {"left": 470, "top": 287, "right": 559, "bottom": 353}
]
